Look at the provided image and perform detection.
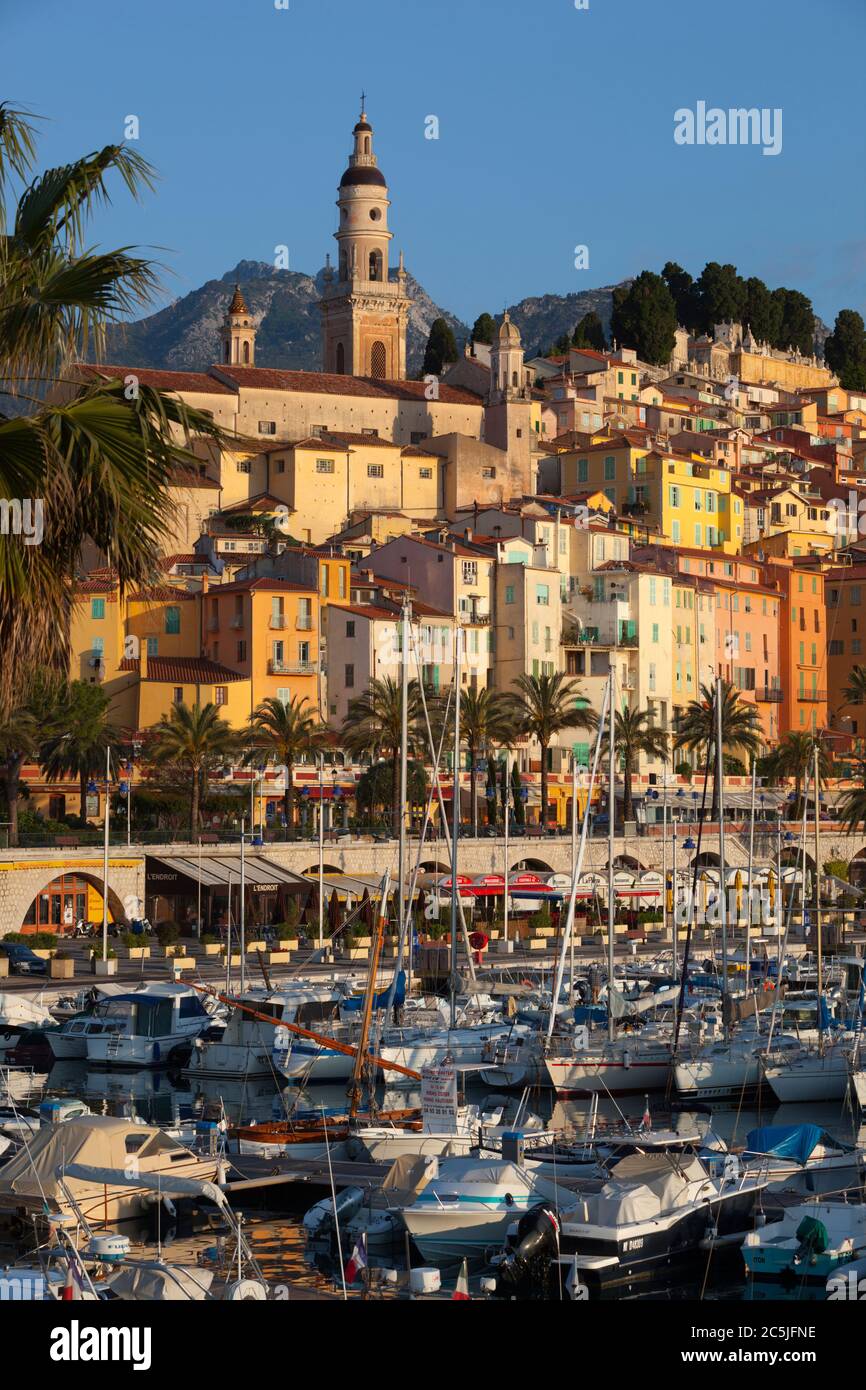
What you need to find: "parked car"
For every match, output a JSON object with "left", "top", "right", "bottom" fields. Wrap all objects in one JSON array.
[{"left": 0, "top": 942, "right": 48, "bottom": 976}]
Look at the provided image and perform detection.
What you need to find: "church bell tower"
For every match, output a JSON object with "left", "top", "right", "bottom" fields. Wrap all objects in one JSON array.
[{"left": 319, "top": 101, "right": 410, "bottom": 380}]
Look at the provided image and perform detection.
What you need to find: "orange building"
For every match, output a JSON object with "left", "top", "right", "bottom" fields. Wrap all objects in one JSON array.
[
  {"left": 765, "top": 558, "right": 828, "bottom": 735},
  {"left": 825, "top": 561, "right": 866, "bottom": 737}
]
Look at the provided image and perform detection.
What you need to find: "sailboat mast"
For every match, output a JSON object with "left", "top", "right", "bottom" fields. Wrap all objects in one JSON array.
[
  {"left": 814, "top": 741, "right": 823, "bottom": 1049},
  {"left": 607, "top": 668, "right": 616, "bottom": 1044},
  {"left": 397, "top": 599, "right": 410, "bottom": 961},
  {"left": 716, "top": 677, "right": 728, "bottom": 1020},
  {"left": 450, "top": 624, "right": 462, "bottom": 1030},
  {"left": 746, "top": 757, "right": 756, "bottom": 985}
]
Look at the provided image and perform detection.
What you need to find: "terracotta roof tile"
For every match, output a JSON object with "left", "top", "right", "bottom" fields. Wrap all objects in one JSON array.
[
  {"left": 212, "top": 365, "right": 482, "bottom": 405},
  {"left": 119, "top": 656, "right": 246, "bottom": 683}
]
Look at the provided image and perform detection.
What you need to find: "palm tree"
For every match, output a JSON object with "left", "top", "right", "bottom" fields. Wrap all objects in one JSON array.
[
  {"left": 601, "top": 704, "right": 669, "bottom": 824},
  {"left": 764, "top": 731, "right": 831, "bottom": 821},
  {"left": 674, "top": 680, "right": 761, "bottom": 818},
  {"left": 40, "top": 680, "right": 117, "bottom": 820},
  {"left": 843, "top": 666, "right": 866, "bottom": 708},
  {"left": 148, "top": 702, "right": 239, "bottom": 841},
  {"left": 840, "top": 772, "right": 866, "bottom": 834},
  {"left": 0, "top": 104, "right": 225, "bottom": 720},
  {"left": 459, "top": 688, "right": 518, "bottom": 835},
  {"left": 503, "top": 672, "right": 597, "bottom": 831},
  {"left": 243, "top": 695, "right": 327, "bottom": 835},
  {"left": 341, "top": 677, "right": 423, "bottom": 836},
  {"left": 0, "top": 702, "right": 40, "bottom": 847}
]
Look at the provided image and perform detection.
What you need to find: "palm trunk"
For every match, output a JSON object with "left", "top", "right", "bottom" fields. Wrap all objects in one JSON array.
[
  {"left": 623, "top": 756, "right": 634, "bottom": 822},
  {"left": 540, "top": 742, "right": 548, "bottom": 831},
  {"left": 5, "top": 756, "right": 23, "bottom": 848},
  {"left": 284, "top": 764, "right": 294, "bottom": 837},
  {"left": 190, "top": 765, "right": 200, "bottom": 843},
  {"left": 391, "top": 752, "right": 400, "bottom": 839},
  {"left": 469, "top": 737, "right": 478, "bottom": 837}
]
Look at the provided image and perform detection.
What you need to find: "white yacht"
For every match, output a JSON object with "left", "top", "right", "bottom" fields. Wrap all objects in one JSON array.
[
  {"left": 761, "top": 1042, "right": 853, "bottom": 1104},
  {"left": 190, "top": 983, "right": 347, "bottom": 1080},
  {"left": 47, "top": 1013, "right": 123, "bottom": 1062},
  {"left": 543, "top": 1024, "right": 673, "bottom": 1094},
  {"left": 399, "top": 1156, "right": 564, "bottom": 1263},
  {"left": 84, "top": 984, "right": 220, "bottom": 1069}
]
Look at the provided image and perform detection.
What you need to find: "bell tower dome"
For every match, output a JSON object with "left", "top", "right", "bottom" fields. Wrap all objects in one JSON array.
[
  {"left": 220, "top": 284, "right": 256, "bottom": 366},
  {"left": 319, "top": 102, "right": 411, "bottom": 380}
]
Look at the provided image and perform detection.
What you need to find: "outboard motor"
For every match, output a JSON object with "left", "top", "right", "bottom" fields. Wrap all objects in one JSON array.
[{"left": 497, "top": 1203, "right": 560, "bottom": 1290}]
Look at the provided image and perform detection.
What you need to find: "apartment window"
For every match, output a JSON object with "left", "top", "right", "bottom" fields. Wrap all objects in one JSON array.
[
  {"left": 316, "top": 458, "right": 335, "bottom": 474},
  {"left": 419, "top": 467, "right": 433, "bottom": 479},
  {"left": 853, "top": 640, "right": 863, "bottom": 656},
  {"left": 536, "top": 584, "right": 550, "bottom": 606},
  {"left": 649, "top": 662, "right": 656, "bottom": 692},
  {"left": 92, "top": 636, "right": 104, "bottom": 660},
  {"left": 258, "top": 421, "right": 276, "bottom": 435},
  {"left": 274, "top": 459, "right": 285, "bottom": 473},
  {"left": 237, "top": 640, "right": 246, "bottom": 662},
  {"left": 237, "top": 460, "right": 251, "bottom": 473},
  {"left": 694, "top": 524, "right": 702, "bottom": 547},
  {"left": 577, "top": 459, "right": 588, "bottom": 483},
  {"left": 652, "top": 623, "right": 659, "bottom": 642},
  {"left": 481, "top": 466, "right": 496, "bottom": 479},
  {"left": 745, "top": 631, "right": 751, "bottom": 652},
  {"left": 669, "top": 485, "right": 680, "bottom": 508},
  {"left": 298, "top": 641, "right": 310, "bottom": 665},
  {"left": 214, "top": 686, "right": 228, "bottom": 705},
  {"left": 165, "top": 605, "right": 180, "bottom": 635},
  {"left": 649, "top": 578, "right": 657, "bottom": 605},
  {"left": 277, "top": 688, "right": 291, "bottom": 706},
  {"left": 173, "top": 687, "right": 183, "bottom": 705},
  {"left": 367, "top": 464, "right": 384, "bottom": 478},
  {"left": 663, "top": 579, "right": 671, "bottom": 606},
  {"left": 271, "top": 596, "right": 285, "bottom": 628},
  {"left": 345, "top": 663, "right": 355, "bottom": 689},
  {"left": 706, "top": 492, "right": 715, "bottom": 512},
  {"left": 321, "top": 567, "right": 329, "bottom": 597},
  {"left": 146, "top": 637, "right": 158, "bottom": 657},
  {"left": 505, "top": 585, "right": 515, "bottom": 605},
  {"left": 462, "top": 561, "right": 478, "bottom": 584},
  {"left": 297, "top": 597, "right": 312, "bottom": 629},
  {"left": 346, "top": 620, "right": 355, "bottom": 637},
  {"left": 604, "top": 456, "right": 616, "bottom": 481},
  {"left": 410, "top": 431, "right": 426, "bottom": 445},
  {"left": 852, "top": 587, "right": 862, "bottom": 606},
  {"left": 531, "top": 621, "right": 539, "bottom": 644},
  {"left": 91, "top": 598, "right": 105, "bottom": 619}
]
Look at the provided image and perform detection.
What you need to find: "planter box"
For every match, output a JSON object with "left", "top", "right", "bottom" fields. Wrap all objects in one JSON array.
[
  {"left": 169, "top": 956, "right": 195, "bottom": 971},
  {"left": 526, "top": 937, "right": 548, "bottom": 951},
  {"left": 92, "top": 957, "right": 118, "bottom": 977},
  {"left": 488, "top": 930, "right": 501, "bottom": 940},
  {"left": 534, "top": 926, "right": 556, "bottom": 938},
  {"left": 273, "top": 939, "right": 297, "bottom": 952},
  {"left": 346, "top": 948, "right": 369, "bottom": 961},
  {"left": 202, "top": 943, "right": 223, "bottom": 957},
  {"left": 382, "top": 944, "right": 400, "bottom": 958},
  {"left": 0, "top": 957, "right": 8, "bottom": 977},
  {"left": 49, "top": 958, "right": 75, "bottom": 979},
  {"left": 126, "top": 947, "right": 151, "bottom": 960},
  {"left": 494, "top": 939, "right": 514, "bottom": 955},
  {"left": 266, "top": 951, "right": 291, "bottom": 965},
  {"left": 221, "top": 953, "right": 242, "bottom": 967},
  {"left": 33, "top": 948, "right": 56, "bottom": 960},
  {"left": 354, "top": 936, "right": 373, "bottom": 948},
  {"left": 246, "top": 940, "right": 268, "bottom": 952}
]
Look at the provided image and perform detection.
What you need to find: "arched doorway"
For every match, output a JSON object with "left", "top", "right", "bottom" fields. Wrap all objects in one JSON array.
[{"left": 21, "top": 872, "right": 126, "bottom": 934}]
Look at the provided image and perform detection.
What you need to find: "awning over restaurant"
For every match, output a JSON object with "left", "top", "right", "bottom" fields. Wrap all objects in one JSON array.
[{"left": 145, "top": 854, "right": 311, "bottom": 895}]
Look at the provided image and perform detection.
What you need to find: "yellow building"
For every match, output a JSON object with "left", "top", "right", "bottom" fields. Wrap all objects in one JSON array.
[{"left": 203, "top": 576, "right": 324, "bottom": 721}]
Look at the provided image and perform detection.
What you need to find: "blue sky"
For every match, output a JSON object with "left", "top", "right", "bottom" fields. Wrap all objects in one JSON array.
[{"left": 4, "top": 0, "right": 865, "bottom": 329}]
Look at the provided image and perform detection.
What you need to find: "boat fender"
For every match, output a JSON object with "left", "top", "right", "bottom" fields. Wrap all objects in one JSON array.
[
  {"left": 225, "top": 1278, "right": 268, "bottom": 1301},
  {"left": 623, "top": 1049, "right": 631, "bottom": 1069}
]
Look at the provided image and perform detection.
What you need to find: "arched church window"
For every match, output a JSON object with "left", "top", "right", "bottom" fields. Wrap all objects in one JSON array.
[
  {"left": 369, "top": 250, "right": 383, "bottom": 281},
  {"left": 225, "top": 341, "right": 231, "bottom": 363},
  {"left": 370, "top": 341, "right": 386, "bottom": 379},
  {"left": 243, "top": 341, "right": 250, "bottom": 365},
  {"left": 336, "top": 342, "right": 345, "bottom": 375},
  {"left": 339, "top": 250, "right": 348, "bottom": 280},
  {"left": 364, "top": 136, "right": 370, "bottom": 154},
  {"left": 512, "top": 370, "right": 519, "bottom": 386}
]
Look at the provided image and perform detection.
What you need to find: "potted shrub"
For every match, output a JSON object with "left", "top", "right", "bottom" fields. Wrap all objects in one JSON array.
[
  {"left": 201, "top": 933, "right": 222, "bottom": 956},
  {"left": 122, "top": 930, "right": 151, "bottom": 960},
  {"left": 50, "top": 950, "right": 75, "bottom": 979},
  {"left": 155, "top": 923, "right": 181, "bottom": 955},
  {"left": 90, "top": 946, "right": 118, "bottom": 977}
]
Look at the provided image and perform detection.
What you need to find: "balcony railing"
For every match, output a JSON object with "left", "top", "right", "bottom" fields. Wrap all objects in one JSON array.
[
  {"left": 269, "top": 615, "right": 287, "bottom": 630},
  {"left": 296, "top": 616, "right": 313, "bottom": 630},
  {"left": 269, "top": 659, "right": 317, "bottom": 676},
  {"left": 799, "top": 689, "right": 827, "bottom": 702},
  {"left": 755, "top": 687, "right": 784, "bottom": 703}
]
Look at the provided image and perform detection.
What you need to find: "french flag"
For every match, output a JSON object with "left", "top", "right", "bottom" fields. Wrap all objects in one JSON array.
[
  {"left": 451, "top": 1258, "right": 471, "bottom": 1300},
  {"left": 345, "top": 1234, "right": 367, "bottom": 1285}
]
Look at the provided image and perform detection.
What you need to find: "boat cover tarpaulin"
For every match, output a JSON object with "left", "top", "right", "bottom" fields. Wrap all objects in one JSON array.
[
  {"left": 743, "top": 1123, "right": 825, "bottom": 1165},
  {"left": 722, "top": 987, "right": 777, "bottom": 1026},
  {"left": 609, "top": 985, "right": 679, "bottom": 1019},
  {"left": 589, "top": 1153, "right": 709, "bottom": 1225}
]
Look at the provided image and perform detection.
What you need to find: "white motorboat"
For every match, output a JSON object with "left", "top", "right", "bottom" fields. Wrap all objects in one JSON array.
[
  {"left": 0, "top": 995, "right": 54, "bottom": 1054},
  {"left": 736, "top": 1123, "right": 866, "bottom": 1196},
  {"left": 351, "top": 1096, "right": 544, "bottom": 1163},
  {"left": 189, "top": 983, "right": 347, "bottom": 1080},
  {"left": 399, "top": 1155, "right": 564, "bottom": 1263},
  {"left": 674, "top": 1031, "right": 805, "bottom": 1101},
  {"left": 377, "top": 1022, "right": 518, "bottom": 1085},
  {"left": 0, "top": 1095, "right": 92, "bottom": 1141},
  {"left": 47, "top": 1013, "right": 123, "bottom": 1062},
  {"left": 496, "top": 1152, "right": 771, "bottom": 1298},
  {"left": 84, "top": 984, "right": 220, "bottom": 1068}
]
